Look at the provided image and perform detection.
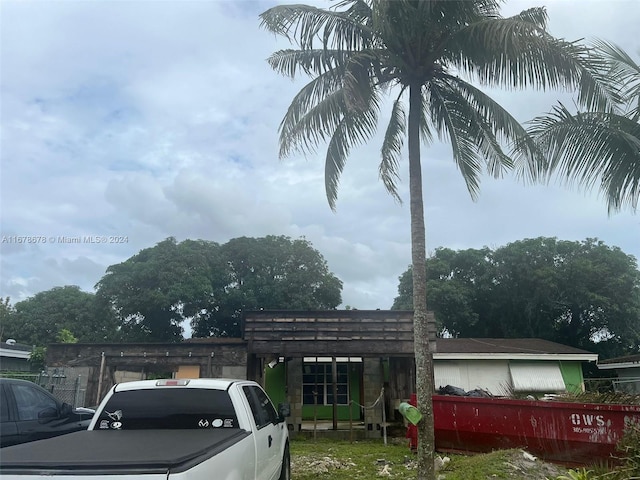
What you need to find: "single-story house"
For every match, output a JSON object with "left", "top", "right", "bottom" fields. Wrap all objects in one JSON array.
[
  {"left": 597, "top": 354, "right": 640, "bottom": 393},
  {"left": 432, "top": 337, "right": 596, "bottom": 396},
  {"left": 0, "top": 340, "right": 33, "bottom": 372},
  {"left": 245, "top": 311, "right": 597, "bottom": 435},
  {"left": 43, "top": 310, "right": 597, "bottom": 437}
]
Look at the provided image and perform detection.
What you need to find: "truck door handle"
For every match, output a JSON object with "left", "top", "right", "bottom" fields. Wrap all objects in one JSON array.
[{"left": 268, "top": 435, "right": 273, "bottom": 448}]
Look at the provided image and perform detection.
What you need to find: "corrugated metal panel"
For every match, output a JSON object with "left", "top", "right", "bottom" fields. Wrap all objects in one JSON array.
[
  {"left": 462, "top": 360, "right": 511, "bottom": 395},
  {"left": 509, "top": 362, "right": 566, "bottom": 392},
  {"left": 434, "top": 362, "right": 461, "bottom": 390}
]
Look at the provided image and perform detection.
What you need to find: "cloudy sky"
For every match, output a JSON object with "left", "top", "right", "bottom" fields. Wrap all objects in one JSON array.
[{"left": 1, "top": 0, "right": 639, "bottom": 321}]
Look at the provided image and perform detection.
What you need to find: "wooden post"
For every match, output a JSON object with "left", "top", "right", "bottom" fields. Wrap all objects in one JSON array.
[
  {"left": 96, "top": 352, "right": 106, "bottom": 403},
  {"left": 332, "top": 356, "right": 338, "bottom": 431},
  {"left": 313, "top": 357, "right": 318, "bottom": 441},
  {"left": 381, "top": 387, "right": 387, "bottom": 446},
  {"left": 349, "top": 358, "right": 353, "bottom": 443}
]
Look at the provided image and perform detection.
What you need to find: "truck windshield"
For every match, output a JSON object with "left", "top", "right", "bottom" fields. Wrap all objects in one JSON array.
[{"left": 95, "top": 388, "right": 239, "bottom": 430}]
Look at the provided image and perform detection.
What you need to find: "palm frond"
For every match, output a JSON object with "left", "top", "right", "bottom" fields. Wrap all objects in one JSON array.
[
  {"left": 260, "top": 4, "right": 371, "bottom": 52},
  {"left": 280, "top": 87, "right": 345, "bottom": 158},
  {"left": 428, "top": 82, "right": 483, "bottom": 199},
  {"left": 277, "top": 49, "right": 383, "bottom": 160},
  {"left": 266, "top": 48, "right": 352, "bottom": 79},
  {"left": 443, "top": 75, "right": 546, "bottom": 183},
  {"left": 451, "top": 13, "right": 619, "bottom": 113},
  {"left": 509, "top": 7, "right": 548, "bottom": 29},
  {"left": 262, "top": 0, "right": 633, "bottom": 215},
  {"left": 334, "top": 0, "right": 372, "bottom": 24},
  {"left": 432, "top": 79, "right": 513, "bottom": 182},
  {"left": 379, "top": 92, "right": 406, "bottom": 203},
  {"left": 593, "top": 39, "right": 640, "bottom": 88},
  {"left": 278, "top": 70, "right": 345, "bottom": 157},
  {"left": 591, "top": 39, "right": 640, "bottom": 115},
  {"left": 419, "top": 104, "right": 434, "bottom": 147},
  {"left": 325, "top": 94, "right": 380, "bottom": 209},
  {"left": 343, "top": 51, "right": 377, "bottom": 112},
  {"left": 529, "top": 104, "right": 640, "bottom": 212},
  {"left": 575, "top": 48, "right": 623, "bottom": 115}
]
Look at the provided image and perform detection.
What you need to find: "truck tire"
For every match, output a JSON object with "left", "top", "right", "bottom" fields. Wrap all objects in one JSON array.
[{"left": 278, "top": 443, "right": 290, "bottom": 480}]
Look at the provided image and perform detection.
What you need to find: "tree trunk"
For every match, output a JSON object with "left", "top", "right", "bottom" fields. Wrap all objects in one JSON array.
[{"left": 408, "top": 82, "right": 436, "bottom": 480}]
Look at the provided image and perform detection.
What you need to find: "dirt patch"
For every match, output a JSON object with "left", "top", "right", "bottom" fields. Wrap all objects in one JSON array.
[
  {"left": 403, "top": 450, "right": 568, "bottom": 479},
  {"left": 491, "top": 450, "right": 568, "bottom": 479},
  {"left": 292, "top": 455, "right": 357, "bottom": 475}
]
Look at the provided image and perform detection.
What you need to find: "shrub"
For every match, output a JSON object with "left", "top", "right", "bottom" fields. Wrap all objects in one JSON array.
[
  {"left": 612, "top": 421, "right": 640, "bottom": 479},
  {"left": 556, "top": 468, "right": 594, "bottom": 480}
]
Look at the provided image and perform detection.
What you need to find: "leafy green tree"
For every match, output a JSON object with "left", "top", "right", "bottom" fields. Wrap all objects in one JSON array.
[
  {"left": 530, "top": 41, "right": 640, "bottom": 213},
  {"left": 96, "top": 236, "right": 342, "bottom": 341},
  {"left": 96, "top": 238, "right": 222, "bottom": 342},
  {"left": 4, "top": 286, "right": 119, "bottom": 346},
  {"left": 260, "top": 1, "right": 611, "bottom": 476},
  {"left": 56, "top": 328, "right": 79, "bottom": 344},
  {"left": 394, "top": 248, "right": 493, "bottom": 336},
  {"left": 0, "top": 297, "right": 15, "bottom": 341},
  {"left": 192, "top": 235, "right": 342, "bottom": 337},
  {"left": 29, "top": 346, "right": 46, "bottom": 372},
  {"left": 393, "top": 238, "right": 640, "bottom": 359}
]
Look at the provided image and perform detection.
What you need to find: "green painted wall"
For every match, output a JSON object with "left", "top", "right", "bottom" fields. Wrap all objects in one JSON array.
[
  {"left": 264, "top": 362, "right": 287, "bottom": 407},
  {"left": 559, "top": 361, "right": 585, "bottom": 394}
]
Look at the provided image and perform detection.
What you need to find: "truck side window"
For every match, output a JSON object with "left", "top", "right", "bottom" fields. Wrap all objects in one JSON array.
[{"left": 242, "top": 386, "right": 278, "bottom": 429}]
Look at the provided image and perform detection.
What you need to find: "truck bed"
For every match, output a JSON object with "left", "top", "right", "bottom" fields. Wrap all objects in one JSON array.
[{"left": 0, "top": 429, "right": 251, "bottom": 476}]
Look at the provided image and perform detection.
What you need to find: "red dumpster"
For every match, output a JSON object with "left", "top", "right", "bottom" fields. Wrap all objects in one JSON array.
[{"left": 432, "top": 394, "right": 640, "bottom": 466}]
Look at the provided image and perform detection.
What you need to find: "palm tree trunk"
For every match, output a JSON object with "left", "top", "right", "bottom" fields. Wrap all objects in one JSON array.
[{"left": 408, "top": 82, "right": 436, "bottom": 480}]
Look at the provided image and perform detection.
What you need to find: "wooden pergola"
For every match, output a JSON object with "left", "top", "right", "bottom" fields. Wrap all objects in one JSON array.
[{"left": 243, "top": 310, "right": 430, "bottom": 434}]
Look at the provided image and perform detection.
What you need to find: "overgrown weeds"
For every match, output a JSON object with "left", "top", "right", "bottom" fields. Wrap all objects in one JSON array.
[
  {"left": 290, "top": 439, "right": 570, "bottom": 479},
  {"left": 603, "top": 422, "right": 640, "bottom": 479}
]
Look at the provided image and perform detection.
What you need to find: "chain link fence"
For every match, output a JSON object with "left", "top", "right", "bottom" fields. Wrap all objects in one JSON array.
[
  {"left": 37, "top": 368, "right": 87, "bottom": 406},
  {"left": 1, "top": 367, "right": 89, "bottom": 406}
]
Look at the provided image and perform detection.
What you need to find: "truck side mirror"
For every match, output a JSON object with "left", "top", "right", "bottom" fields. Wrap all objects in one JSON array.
[
  {"left": 60, "top": 403, "right": 73, "bottom": 417},
  {"left": 277, "top": 402, "right": 291, "bottom": 422},
  {"left": 38, "top": 407, "right": 59, "bottom": 423}
]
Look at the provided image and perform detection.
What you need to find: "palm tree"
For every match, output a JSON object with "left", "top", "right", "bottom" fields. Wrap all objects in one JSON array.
[
  {"left": 529, "top": 40, "right": 640, "bottom": 213},
  {"left": 260, "top": 1, "right": 614, "bottom": 478}
]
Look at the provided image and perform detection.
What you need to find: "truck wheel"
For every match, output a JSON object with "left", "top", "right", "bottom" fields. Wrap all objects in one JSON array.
[{"left": 278, "top": 443, "right": 290, "bottom": 480}]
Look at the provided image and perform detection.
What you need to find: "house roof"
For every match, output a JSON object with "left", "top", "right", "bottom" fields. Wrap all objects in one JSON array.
[
  {"left": 597, "top": 353, "right": 640, "bottom": 370},
  {"left": 436, "top": 338, "right": 593, "bottom": 355},
  {"left": 434, "top": 338, "right": 597, "bottom": 361},
  {"left": 0, "top": 341, "right": 32, "bottom": 360}
]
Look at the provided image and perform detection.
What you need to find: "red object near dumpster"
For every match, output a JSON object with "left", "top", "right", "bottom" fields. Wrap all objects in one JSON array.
[
  {"left": 432, "top": 394, "right": 640, "bottom": 465},
  {"left": 406, "top": 393, "right": 418, "bottom": 452}
]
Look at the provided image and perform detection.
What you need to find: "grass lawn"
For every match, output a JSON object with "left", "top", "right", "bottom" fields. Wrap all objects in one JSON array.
[{"left": 290, "top": 438, "right": 572, "bottom": 479}]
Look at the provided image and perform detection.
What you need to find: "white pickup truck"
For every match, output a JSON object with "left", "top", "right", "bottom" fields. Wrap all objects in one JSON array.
[{"left": 0, "top": 378, "right": 290, "bottom": 480}]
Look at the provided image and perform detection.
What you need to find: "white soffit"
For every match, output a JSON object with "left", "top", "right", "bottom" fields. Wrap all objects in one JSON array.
[
  {"left": 302, "top": 357, "right": 362, "bottom": 363},
  {"left": 0, "top": 348, "right": 31, "bottom": 359},
  {"left": 509, "top": 362, "right": 566, "bottom": 392},
  {"left": 434, "top": 353, "right": 598, "bottom": 362},
  {"left": 597, "top": 362, "right": 640, "bottom": 370}
]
